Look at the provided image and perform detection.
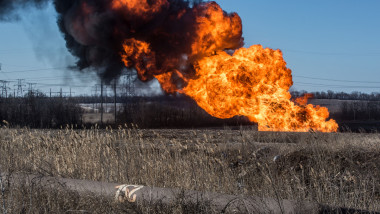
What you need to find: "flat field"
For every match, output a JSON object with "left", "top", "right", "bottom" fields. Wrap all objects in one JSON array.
[{"left": 0, "top": 127, "right": 379, "bottom": 213}]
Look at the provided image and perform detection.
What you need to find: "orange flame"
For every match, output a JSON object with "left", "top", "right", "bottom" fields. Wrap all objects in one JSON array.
[
  {"left": 183, "top": 45, "right": 338, "bottom": 132},
  {"left": 295, "top": 93, "right": 314, "bottom": 106},
  {"left": 190, "top": 2, "right": 243, "bottom": 58},
  {"left": 121, "top": 38, "right": 157, "bottom": 81},
  {"left": 155, "top": 70, "right": 187, "bottom": 94}
]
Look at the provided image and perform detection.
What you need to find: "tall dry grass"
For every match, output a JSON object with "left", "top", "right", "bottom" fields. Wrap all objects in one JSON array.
[{"left": 0, "top": 125, "right": 379, "bottom": 213}]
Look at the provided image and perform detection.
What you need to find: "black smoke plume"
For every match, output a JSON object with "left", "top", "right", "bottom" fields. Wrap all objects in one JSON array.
[{"left": 53, "top": 0, "right": 243, "bottom": 84}]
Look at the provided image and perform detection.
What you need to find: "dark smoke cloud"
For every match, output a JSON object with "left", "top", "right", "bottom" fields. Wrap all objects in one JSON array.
[
  {"left": 0, "top": 0, "right": 49, "bottom": 21},
  {"left": 53, "top": 0, "right": 243, "bottom": 84}
]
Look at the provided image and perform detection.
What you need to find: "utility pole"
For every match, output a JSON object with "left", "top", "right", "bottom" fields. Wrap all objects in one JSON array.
[
  {"left": 114, "top": 79, "right": 117, "bottom": 123},
  {"left": 105, "top": 86, "right": 108, "bottom": 117},
  {"left": 91, "top": 85, "right": 98, "bottom": 113},
  {"left": 94, "top": 84, "right": 102, "bottom": 113},
  {"left": 95, "top": 84, "right": 98, "bottom": 110},
  {"left": 100, "top": 81, "right": 104, "bottom": 125}
]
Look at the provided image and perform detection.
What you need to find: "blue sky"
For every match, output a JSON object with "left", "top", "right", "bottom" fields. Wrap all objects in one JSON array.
[{"left": 0, "top": 0, "right": 379, "bottom": 95}]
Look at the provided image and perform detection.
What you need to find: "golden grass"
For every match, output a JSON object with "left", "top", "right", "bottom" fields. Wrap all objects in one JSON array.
[{"left": 0, "top": 125, "right": 379, "bottom": 213}]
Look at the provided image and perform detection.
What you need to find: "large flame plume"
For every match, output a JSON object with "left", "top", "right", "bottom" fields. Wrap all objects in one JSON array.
[
  {"left": 0, "top": 0, "right": 338, "bottom": 132},
  {"left": 115, "top": 1, "right": 337, "bottom": 132}
]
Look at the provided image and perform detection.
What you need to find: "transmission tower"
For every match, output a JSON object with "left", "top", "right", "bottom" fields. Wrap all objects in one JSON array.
[
  {"left": 0, "top": 80, "right": 11, "bottom": 98},
  {"left": 124, "top": 72, "right": 136, "bottom": 97},
  {"left": 0, "top": 64, "right": 12, "bottom": 98},
  {"left": 15, "top": 79, "right": 26, "bottom": 97}
]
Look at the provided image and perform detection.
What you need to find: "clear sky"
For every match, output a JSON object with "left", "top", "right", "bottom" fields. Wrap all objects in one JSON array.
[{"left": 0, "top": 0, "right": 379, "bottom": 96}]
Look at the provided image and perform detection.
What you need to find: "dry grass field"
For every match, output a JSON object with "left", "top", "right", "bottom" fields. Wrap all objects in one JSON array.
[{"left": 0, "top": 125, "right": 379, "bottom": 213}]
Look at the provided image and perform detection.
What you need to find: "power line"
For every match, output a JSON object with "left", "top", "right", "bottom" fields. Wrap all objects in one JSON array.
[
  {"left": 0, "top": 63, "right": 53, "bottom": 69},
  {"left": 37, "top": 83, "right": 91, "bottom": 88},
  {"left": 1, "top": 67, "right": 69, "bottom": 74},
  {"left": 0, "top": 48, "right": 56, "bottom": 53},
  {"left": 4, "top": 74, "right": 94, "bottom": 82},
  {"left": 295, "top": 81, "right": 380, "bottom": 89},
  {"left": 294, "top": 75, "right": 380, "bottom": 84},
  {"left": 284, "top": 49, "right": 380, "bottom": 56}
]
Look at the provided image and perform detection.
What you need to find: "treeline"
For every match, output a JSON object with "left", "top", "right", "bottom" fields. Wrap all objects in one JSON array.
[
  {"left": 2, "top": 89, "right": 380, "bottom": 130},
  {"left": 291, "top": 90, "right": 380, "bottom": 101},
  {"left": 337, "top": 101, "right": 380, "bottom": 121},
  {"left": 0, "top": 92, "right": 83, "bottom": 128}
]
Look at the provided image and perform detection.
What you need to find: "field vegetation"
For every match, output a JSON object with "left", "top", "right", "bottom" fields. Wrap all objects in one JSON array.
[{"left": 0, "top": 126, "right": 379, "bottom": 213}]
